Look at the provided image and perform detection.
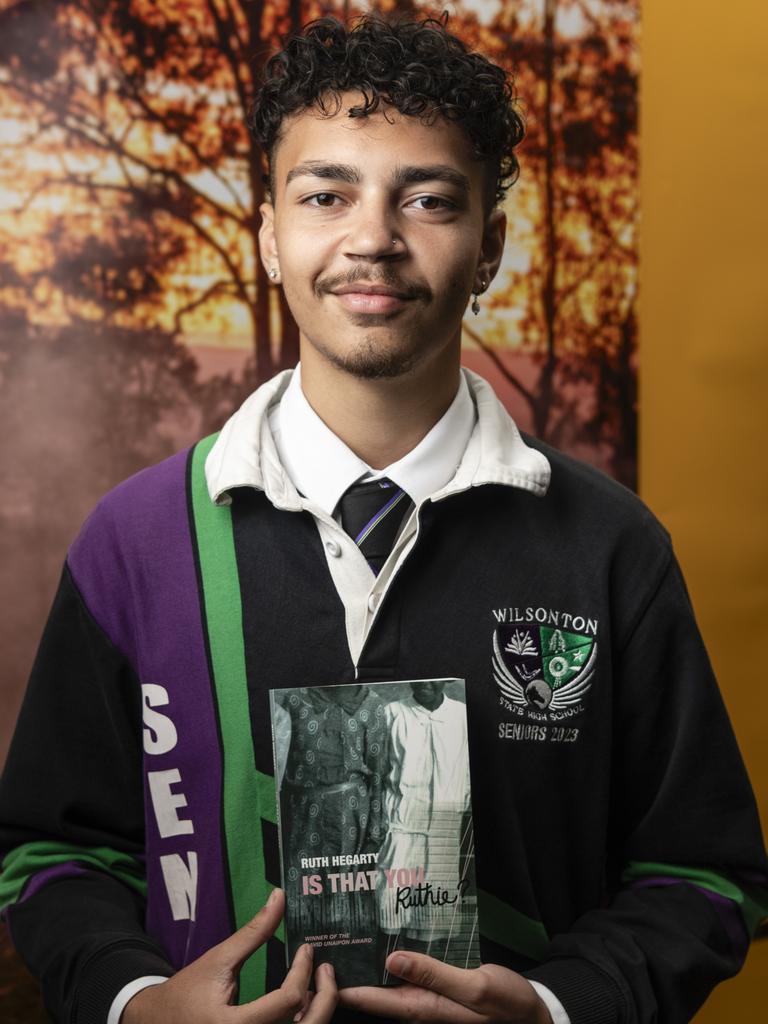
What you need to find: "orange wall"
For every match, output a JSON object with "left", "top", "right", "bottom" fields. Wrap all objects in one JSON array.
[{"left": 640, "top": 0, "right": 767, "bottom": 1014}]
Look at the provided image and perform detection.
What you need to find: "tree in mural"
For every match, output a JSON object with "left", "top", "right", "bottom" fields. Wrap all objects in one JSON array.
[
  {"left": 456, "top": 0, "right": 638, "bottom": 483},
  {"left": 0, "top": 0, "right": 317, "bottom": 381},
  {"left": 0, "top": 0, "right": 638, "bottom": 483}
]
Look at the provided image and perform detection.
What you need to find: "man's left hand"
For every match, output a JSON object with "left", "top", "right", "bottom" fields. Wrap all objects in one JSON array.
[{"left": 339, "top": 952, "right": 553, "bottom": 1023}]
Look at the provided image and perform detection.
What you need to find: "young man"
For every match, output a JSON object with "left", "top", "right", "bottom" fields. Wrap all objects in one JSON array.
[{"left": 1, "top": 15, "right": 766, "bottom": 1024}]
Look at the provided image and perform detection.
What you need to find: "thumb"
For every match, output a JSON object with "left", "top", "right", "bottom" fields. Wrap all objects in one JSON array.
[{"left": 208, "top": 888, "right": 285, "bottom": 972}]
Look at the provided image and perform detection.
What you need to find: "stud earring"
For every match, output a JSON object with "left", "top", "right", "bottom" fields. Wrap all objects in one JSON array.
[{"left": 268, "top": 268, "right": 278, "bottom": 280}]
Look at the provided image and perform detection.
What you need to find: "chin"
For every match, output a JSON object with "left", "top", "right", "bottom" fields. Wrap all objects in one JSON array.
[{"left": 310, "top": 334, "right": 422, "bottom": 380}]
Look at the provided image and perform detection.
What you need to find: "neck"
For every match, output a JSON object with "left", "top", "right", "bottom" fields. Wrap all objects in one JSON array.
[{"left": 299, "top": 343, "right": 462, "bottom": 470}]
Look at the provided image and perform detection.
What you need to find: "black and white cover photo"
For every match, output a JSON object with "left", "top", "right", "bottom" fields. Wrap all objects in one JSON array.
[{"left": 269, "top": 678, "right": 479, "bottom": 987}]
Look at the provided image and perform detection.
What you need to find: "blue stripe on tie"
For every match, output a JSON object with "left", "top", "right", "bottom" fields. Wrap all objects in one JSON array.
[{"left": 354, "top": 489, "right": 406, "bottom": 546}]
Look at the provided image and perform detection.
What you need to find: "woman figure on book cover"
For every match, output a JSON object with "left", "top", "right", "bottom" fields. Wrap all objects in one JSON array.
[
  {"left": 277, "top": 685, "right": 388, "bottom": 983},
  {"left": 378, "top": 681, "right": 475, "bottom": 958}
]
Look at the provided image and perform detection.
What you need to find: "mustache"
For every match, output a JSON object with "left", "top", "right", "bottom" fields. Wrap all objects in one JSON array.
[{"left": 314, "top": 266, "right": 431, "bottom": 302}]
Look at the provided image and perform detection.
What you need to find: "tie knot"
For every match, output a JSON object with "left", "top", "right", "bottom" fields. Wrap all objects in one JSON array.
[{"left": 338, "top": 478, "right": 412, "bottom": 575}]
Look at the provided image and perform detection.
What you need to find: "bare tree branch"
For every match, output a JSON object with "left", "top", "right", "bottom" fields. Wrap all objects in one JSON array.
[
  {"left": 88, "top": 7, "right": 249, "bottom": 218},
  {"left": 42, "top": 171, "right": 251, "bottom": 307},
  {"left": 4, "top": 75, "right": 248, "bottom": 231},
  {"left": 554, "top": 241, "right": 614, "bottom": 309},
  {"left": 222, "top": 0, "right": 247, "bottom": 52},
  {"left": 462, "top": 321, "right": 536, "bottom": 408},
  {"left": 206, "top": 0, "right": 250, "bottom": 121},
  {"left": 173, "top": 278, "right": 237, "bottom": 333}
]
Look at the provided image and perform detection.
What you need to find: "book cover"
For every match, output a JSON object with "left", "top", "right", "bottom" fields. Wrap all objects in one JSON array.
[{"left": 269, "top": 678, "right": 480, "bottom": 987}]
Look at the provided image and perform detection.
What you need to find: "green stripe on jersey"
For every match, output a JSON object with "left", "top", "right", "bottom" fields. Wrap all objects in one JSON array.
[
  {"left": 0, "top": 841, "right": 146, "bottom": 909},
  {"left": 622, "top": 861, "right": 768, "bottom": 935},
  {"left": 190, "top": 436, "right": 281, "bottom": 1000},
  {"left": 478, "top": 888, "right": 549, "bottom": 961}
]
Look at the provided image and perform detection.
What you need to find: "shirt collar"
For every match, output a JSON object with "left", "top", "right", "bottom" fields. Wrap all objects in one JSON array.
[
  {"left": 205, "top": 366, "right": 550, "bottom": 508},
  {"left": 269, "top": 365, "right": 476, "bottom": 516}
]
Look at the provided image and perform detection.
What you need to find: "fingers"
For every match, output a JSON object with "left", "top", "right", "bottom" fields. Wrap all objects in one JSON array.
[
  {"left": 386, "top": 953, "right": 479, "bottom": 1008},
  {"left": 361, "top": 958, "right": 540, "bottom": 1022},
  {"left": 210, "top": 888, "right": 285, "bottom": 971},
  {"left": 339, "top": 982, "right": 485, "bottom": 1022},
  {"left": 282, "top": 942, "right": 315, "bottom": 1002},
  {"left": 233, "top": 944, "right": 314, "bottom": 1023},
  {"left": 301, "top": 963, "right": 337, "bottom": 1023}
]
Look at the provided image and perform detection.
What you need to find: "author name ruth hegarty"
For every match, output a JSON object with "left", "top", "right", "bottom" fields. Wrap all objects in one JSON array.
[{"left": 299, "top": 852, "right": 380, "bottom": 869}]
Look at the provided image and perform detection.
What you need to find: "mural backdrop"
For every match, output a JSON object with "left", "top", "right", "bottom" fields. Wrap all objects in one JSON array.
[{"left": 0, "top": 1, "right": 638, "bottom": 1015}]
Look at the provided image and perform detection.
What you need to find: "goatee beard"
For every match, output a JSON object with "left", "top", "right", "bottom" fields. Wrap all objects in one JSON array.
[{"left": 310, "top": 335, "right": 418, "bottom": 380}]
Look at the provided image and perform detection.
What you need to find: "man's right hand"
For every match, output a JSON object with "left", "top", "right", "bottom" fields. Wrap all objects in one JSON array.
[{"left": 123, "top": 889, "right": 337, "bottom": 1023}]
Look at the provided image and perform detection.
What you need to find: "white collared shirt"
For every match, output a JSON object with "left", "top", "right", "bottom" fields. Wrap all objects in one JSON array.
[{"left": 268, "top": 365, "right": 477, "bottom": 515}]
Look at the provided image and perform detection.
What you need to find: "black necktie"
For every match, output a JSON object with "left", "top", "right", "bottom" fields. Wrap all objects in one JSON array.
[{"left": 338, "top": 478, "right": 413, "bottom": 575}]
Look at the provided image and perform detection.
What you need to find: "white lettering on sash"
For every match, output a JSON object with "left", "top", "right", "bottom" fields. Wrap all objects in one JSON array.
[
  {"left": 144, "top": 687, "right": 200, "bottom": 926},
  {"left": 147, "top": 768, "right": 195, "bottom": 838},
  {"left": 142, "top": 684, "right": 178, "bottom": 755},
  {"left": 160, "top": 852, "right": 198, "bottom": 921}
]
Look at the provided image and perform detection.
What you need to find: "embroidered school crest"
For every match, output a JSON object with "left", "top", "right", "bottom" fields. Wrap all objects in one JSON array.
[{"left": 492, "top": 623, "right": 596, "bottom": 720}]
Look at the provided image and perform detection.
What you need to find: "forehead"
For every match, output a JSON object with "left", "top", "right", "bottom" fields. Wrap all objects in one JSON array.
[{"left": 272, "top": 92, "right": 482, "bottom": 190}]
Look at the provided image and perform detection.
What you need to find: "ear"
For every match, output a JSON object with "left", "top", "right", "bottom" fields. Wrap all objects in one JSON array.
[
  {"left": 474, "top": 208, "right": 506, "bottom": 294},
  {"left": 258, "top": 201, "right": 281, "bottom": 283}
]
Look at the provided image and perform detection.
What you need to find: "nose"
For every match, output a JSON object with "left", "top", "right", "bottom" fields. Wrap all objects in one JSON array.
[{"left": 342, "top": 197, "right": 401, "bottom": 261}]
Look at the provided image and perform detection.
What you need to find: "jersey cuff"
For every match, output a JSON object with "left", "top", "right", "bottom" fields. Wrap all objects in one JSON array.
[
  {"left": 528, "top": 980, "right": 571, "bottom": 1024},
  {"left": 524, "top": 958, "right": 623, "bottom": 1024},
  {"left": 107, "top": 976, "right": 169, "bottom": 1024},
  {"left": 74, "top": 945, "right": 173, "bottom": 1024}
]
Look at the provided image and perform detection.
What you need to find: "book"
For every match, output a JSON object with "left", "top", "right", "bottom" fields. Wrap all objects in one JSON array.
[{"left": 269, "top": 677, "right": 480, "bottom": 987}]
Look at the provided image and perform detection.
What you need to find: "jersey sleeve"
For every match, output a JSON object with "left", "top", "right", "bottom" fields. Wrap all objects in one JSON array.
[
  {"left": 0, "top": 563, "right": 174, "bottom": 1024},
  {"left": 524, "top": 552, "right": 768, "bottom": 1024}
]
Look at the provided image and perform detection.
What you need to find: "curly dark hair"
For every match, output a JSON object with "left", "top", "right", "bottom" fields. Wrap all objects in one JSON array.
[{"left": 249, "top": 14, "right": 524, "bottom": 209}]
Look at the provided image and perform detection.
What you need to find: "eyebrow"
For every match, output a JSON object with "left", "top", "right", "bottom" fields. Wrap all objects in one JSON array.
[
  {"left": 284, "top": 161, "right": 471, "bottom": 195},
  {"left": 392, "top": 165, "right": 471, "bottom": 194},
  {"left": 285, "top": 161, "right": 360, "bottom": 186}
]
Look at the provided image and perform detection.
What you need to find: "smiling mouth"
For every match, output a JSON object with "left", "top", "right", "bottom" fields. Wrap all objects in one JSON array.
[
  {"left": 327, "top": 281, "right": 418, "bottom": 315},
  {"left": 331, "top": 290, "right": 412, "bottom": 314}
]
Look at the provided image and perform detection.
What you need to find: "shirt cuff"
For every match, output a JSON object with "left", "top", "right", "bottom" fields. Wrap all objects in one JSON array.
[
  {"left": 528, "top": 981, "right": 571, "bottom": 1024},
  {"left": 107, "top": 976, "right": 169, "bottom": 1024}
]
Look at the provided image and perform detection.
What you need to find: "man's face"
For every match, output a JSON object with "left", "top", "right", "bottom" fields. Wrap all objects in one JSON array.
[
  {"left": 259, "top": 95, "right": 505, "bottom": 380},
  {"left": 410, "top": 680, "right": 445, "bottom": 711}
]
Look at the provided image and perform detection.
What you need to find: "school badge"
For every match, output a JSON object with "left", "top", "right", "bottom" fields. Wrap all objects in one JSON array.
[{"left": 492, "top": 624, "right": 596, "bottom": 720}]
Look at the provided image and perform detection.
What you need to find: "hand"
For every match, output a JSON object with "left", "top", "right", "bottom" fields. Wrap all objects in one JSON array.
[
  {"left": 340, "top": 951, "right": 552, "bottom": 1023},
  {"left": 123, "top": 889, "right": 337, "bottom": 1023}
]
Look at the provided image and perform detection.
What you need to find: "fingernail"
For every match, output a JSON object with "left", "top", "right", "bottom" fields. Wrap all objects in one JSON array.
[
  {"left": 389, "top": 954, "right": 409, "bottom": 977},
  {"left": 304, "top": 943, "right": 314, "bottom": 959},
  {"left": 267, "top": 888, "right": 280, "bottom": 907},
  {"left": 293, "top": 1011, "right": 304, "bottom": 1023},
  {"left": 323, "top": 962, "right": 334, "bottom": 977}
]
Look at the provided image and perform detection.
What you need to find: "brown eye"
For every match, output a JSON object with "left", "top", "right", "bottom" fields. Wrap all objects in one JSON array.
[
  {"left": 411, "top": 195, "right": 453, "bottom": 211},
  {"left": 308, "top": 193, "right": 338, "bottom": 207}
]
